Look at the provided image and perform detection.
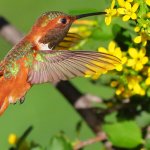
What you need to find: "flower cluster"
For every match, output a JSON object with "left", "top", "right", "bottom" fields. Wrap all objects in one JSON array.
[
  {"left": 97, "top": 0, "right": 150, "bottom": 98},
  {"left": 69, "top": 0, "right": 150, "bottom": 98},
  {"left": 105, "top": 0, "right": 150, "bottom": 46},
  {"left": 98, "top": 40, "right": 150, "bottom": 98}
]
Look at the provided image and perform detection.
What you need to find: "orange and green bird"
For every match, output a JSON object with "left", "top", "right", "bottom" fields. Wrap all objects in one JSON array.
[{"left": 0, "top": 11, "right": 120, "bottom": 115}]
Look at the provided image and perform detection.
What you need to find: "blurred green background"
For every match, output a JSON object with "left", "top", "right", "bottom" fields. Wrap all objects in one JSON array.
[{"left": 0, "top": 0, "right": 112, "bottom": 149}]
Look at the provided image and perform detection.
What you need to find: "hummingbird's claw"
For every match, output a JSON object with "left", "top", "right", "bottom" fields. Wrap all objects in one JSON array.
[{"left": 19, "top": 96, "right": 25, "bottom": 104}]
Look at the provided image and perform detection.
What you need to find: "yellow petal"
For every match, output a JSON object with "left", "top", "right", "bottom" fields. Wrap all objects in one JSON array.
[
  {"left": 143, "top": 40, "right": 147, "bottom": 46},
  {"left": 122, "top": 56, "right": 127, "bottom": 64},
  {"left": 135, "top": 62, "right": 143, "bottom": 71},
  {"left": 147, "top": 12, "right": 150, "bottom": 18},
  {"left": 117, "top": 8, "right": 126, "bottom": 14},
  {"left": 133, "top": 83, "right": 141, "bottom": 93},
  {"left": 115, "top": 47, "right": 122, "bottom": 58},
  {"left": 125, "top": 2, "right": 131, "bottom": 10},
  {"left": 146, "top": 0, "right": 150, "bottom": 6},
  {"left": 8, "top": 134, "right": 17, "bottom": 145},
  {"left": 111, "top": 0, "right": 116, "bottom": 9},
  {"left": 138, "top": 48, "right": 146, "bottom": 58},
  {"left": 127, "top": 59, "right": 136, "bottom": 67},
  {"left": 131, "top": 13, "right": 137, "bottom": 20},
  {"left": 128, "top": 0, "right": 133, "bottom": 2},
  {"left": 116, "top": 64, "right": 123, "bottom": 71},
  {"left": 91, "top": 72, "right": 102, "bottom": 80},
  {"left": 117, "top": 0, "right": 125, "bottom": 7},
  {"left": 141, "top": 57, "right": 148, "bottom": 64},
  {"left": 105, "top": 16, "right": 112, "bottom": 25},
  {"left": 122, "top": 15, "right": 130, "bottom": 21},
  {"left": 146, "top": 77, "right": 150, "bottom": 85},
  {"left": 111, "top": 9, "right": 117, "bottom": 16},
  {"left": 98, "top": 47, "right": 107, "bottom": 53},
  {"left": 134, "top": 26, "right": 140, "bottom": 32},
  {"left": 134, "top": 36, "right": 142, "bottom": 43},
  {"left": 140, "top": 89, "right": 145, "bottom": 96},
  {"left": 108, "top": 41, "right": 116, "bottom": 52},
  {"left": 128, "top": 48, "right": 138, "bottom": 58},
  {"left": 111, "top": 81, "right": 118, "bottom": 87},
  {"left": 132, "top": 3, "right": 139, "bottom": 12}
]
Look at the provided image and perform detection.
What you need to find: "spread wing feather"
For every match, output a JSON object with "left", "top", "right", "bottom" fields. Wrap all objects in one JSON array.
[{"left": 28, "top": 50, "right": 121, "bottom": 84}]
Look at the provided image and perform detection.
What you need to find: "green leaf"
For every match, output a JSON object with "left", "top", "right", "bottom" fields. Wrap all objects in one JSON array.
[
  {"left": 31, "top": 147, "right": 43, "bottom": 150},
  {"left": 48, "top": 135, "right": 73, "bottom": 150},
  {"left": 104, "top": 112, "right": 118, "bottom": 123},
  {"left": 103, "top": 121, "right": 143, "bottom": 148},
  {"left": 147, "top": 87, "right": 150, "bottom": 97},
  {"left": 136, "top": 111, "right": 150, "bottom": 128},
  {"left": 145, "top": 138, "right": 150, "bottom": 150},
  {"left": 136, "top": 0, "right": 149, "bottom": 17}
]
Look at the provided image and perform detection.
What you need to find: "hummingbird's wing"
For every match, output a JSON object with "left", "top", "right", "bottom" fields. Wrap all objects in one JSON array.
[
  {"left": 54, "top": 33, "right": 81, "bottom": 50},
  {"left": 28, "top": 50, "right": 120, "bottom": 84}
]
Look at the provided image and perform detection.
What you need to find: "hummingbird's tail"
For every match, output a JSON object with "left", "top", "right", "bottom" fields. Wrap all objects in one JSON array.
[
  {"left": 0, "top": 74, "right": 31, "bottom": 116},
  {"left": 0, "top": 76, "right": 10, "bottom": 116}
]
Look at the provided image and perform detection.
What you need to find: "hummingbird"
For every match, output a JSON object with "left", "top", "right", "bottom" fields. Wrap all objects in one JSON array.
[{"left": 0, "top": 11, "right": 120, "bottom": 115}]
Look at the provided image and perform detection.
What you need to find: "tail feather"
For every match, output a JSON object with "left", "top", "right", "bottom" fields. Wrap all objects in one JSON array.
[{"left": 0, "top": 97, "right": 9, "bottom": 116}]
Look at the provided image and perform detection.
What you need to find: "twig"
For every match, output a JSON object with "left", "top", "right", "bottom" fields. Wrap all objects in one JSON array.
[{"left": 74, "top": 132, "right": 107, "bottom": 150}]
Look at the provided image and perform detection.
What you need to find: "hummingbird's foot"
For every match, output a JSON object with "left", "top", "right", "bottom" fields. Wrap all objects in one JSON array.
[{"left": 19, "top": 96, "right": 25, "bottom": 104}]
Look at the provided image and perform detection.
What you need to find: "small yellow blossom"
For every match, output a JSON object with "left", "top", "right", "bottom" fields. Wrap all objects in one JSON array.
[
  {"left": 147, "top": 12, "right": 150, "bottom": 18},
  {"left": 111, "top": 81, "right": 119, "bottom": 87},
  {"left": 145, "top": 0, "right": 150, "bottom": 6},
  {"left": 127, "top": 48, "right": 148, "bottom": 71},
  {"left": 145, "top": 68, "right": 150, "bottom": 85},
  {"left": 134, "top": 31, "right": 150, "bottom": 46},
  {"left": 116, "top": 85, "right": 125, "bottom": 95},
  {"left": 8, "top": 134, "right": 17, "bottom": 145},
  {"left": 117, "top": 0, "right": 133, "bottom": 7},
  {"left": 98, "top": 41, "right": 126, "bottom": 71},
  {"left": 146, "top": 77, "right": 150, "bottom": 85},
  {"left": 127, "top": 76, "right": 145, "bottom": 95},
  {"left": 117, "top": 2, "right": 139, "bottom": 21},
  {"left": 105, "top": 0, "right": 117, "bottom": 25},
  {"left": 134, "top": 26, "right": 140, "bottom": 32}
]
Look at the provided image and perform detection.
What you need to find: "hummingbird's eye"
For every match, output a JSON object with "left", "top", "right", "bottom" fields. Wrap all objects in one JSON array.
[{"left": 59, "top": 18, "right": 67, "bottom": 24}]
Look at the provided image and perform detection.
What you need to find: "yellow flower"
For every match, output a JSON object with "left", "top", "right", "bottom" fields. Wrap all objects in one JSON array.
[
  {"left": 116, "top": 85, "right": 125, "bottom": 95},
  {"left": 8, "top": 134, "right": 17, "bottom": 145},
  {"left": 127, "top": 48, "right": 148, "bottom": 71},
  {"left": 117, "top": 0, "right": 133, "bottom": 7},
  {"left": 134, "top": 26, "right": 140, "bottom": 32},
  {"left": 105, "top": 0, "right": 117, "bottom": 25},
  {"left": 117, "top": 2, "right": 139, "bottom": 21},
  {"left": 127, "top": 76, "right": 145, "bottom": 95},
  {"left": 111, "top": 81, "right": 119, "bottom": 87},
  {"left": 147, "top": 12, "right": 150, "bottom": 18},
  {"left": 145, "top": 68, "right": 150, "bottom": 85},
  {"left": 145, "top": 0, "right": 150, "bottom": 6},
  {"left": 98, "top": 41, "right": 126, "bottom": 71},
  {"left": 146, "top": 77, "right": 150, "bottom": 85},
  {"left": 134, "top": 31, "right": 150, "bottom": 46}
]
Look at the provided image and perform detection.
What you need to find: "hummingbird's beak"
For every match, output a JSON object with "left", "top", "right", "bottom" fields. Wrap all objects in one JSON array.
[{"left": 76, "top": 12, "right": 106, "bottom": 19}]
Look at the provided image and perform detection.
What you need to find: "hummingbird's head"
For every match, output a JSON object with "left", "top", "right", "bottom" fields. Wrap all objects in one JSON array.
[{"left": 28, "top": 11, "right": 105, "bottom": 50}]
